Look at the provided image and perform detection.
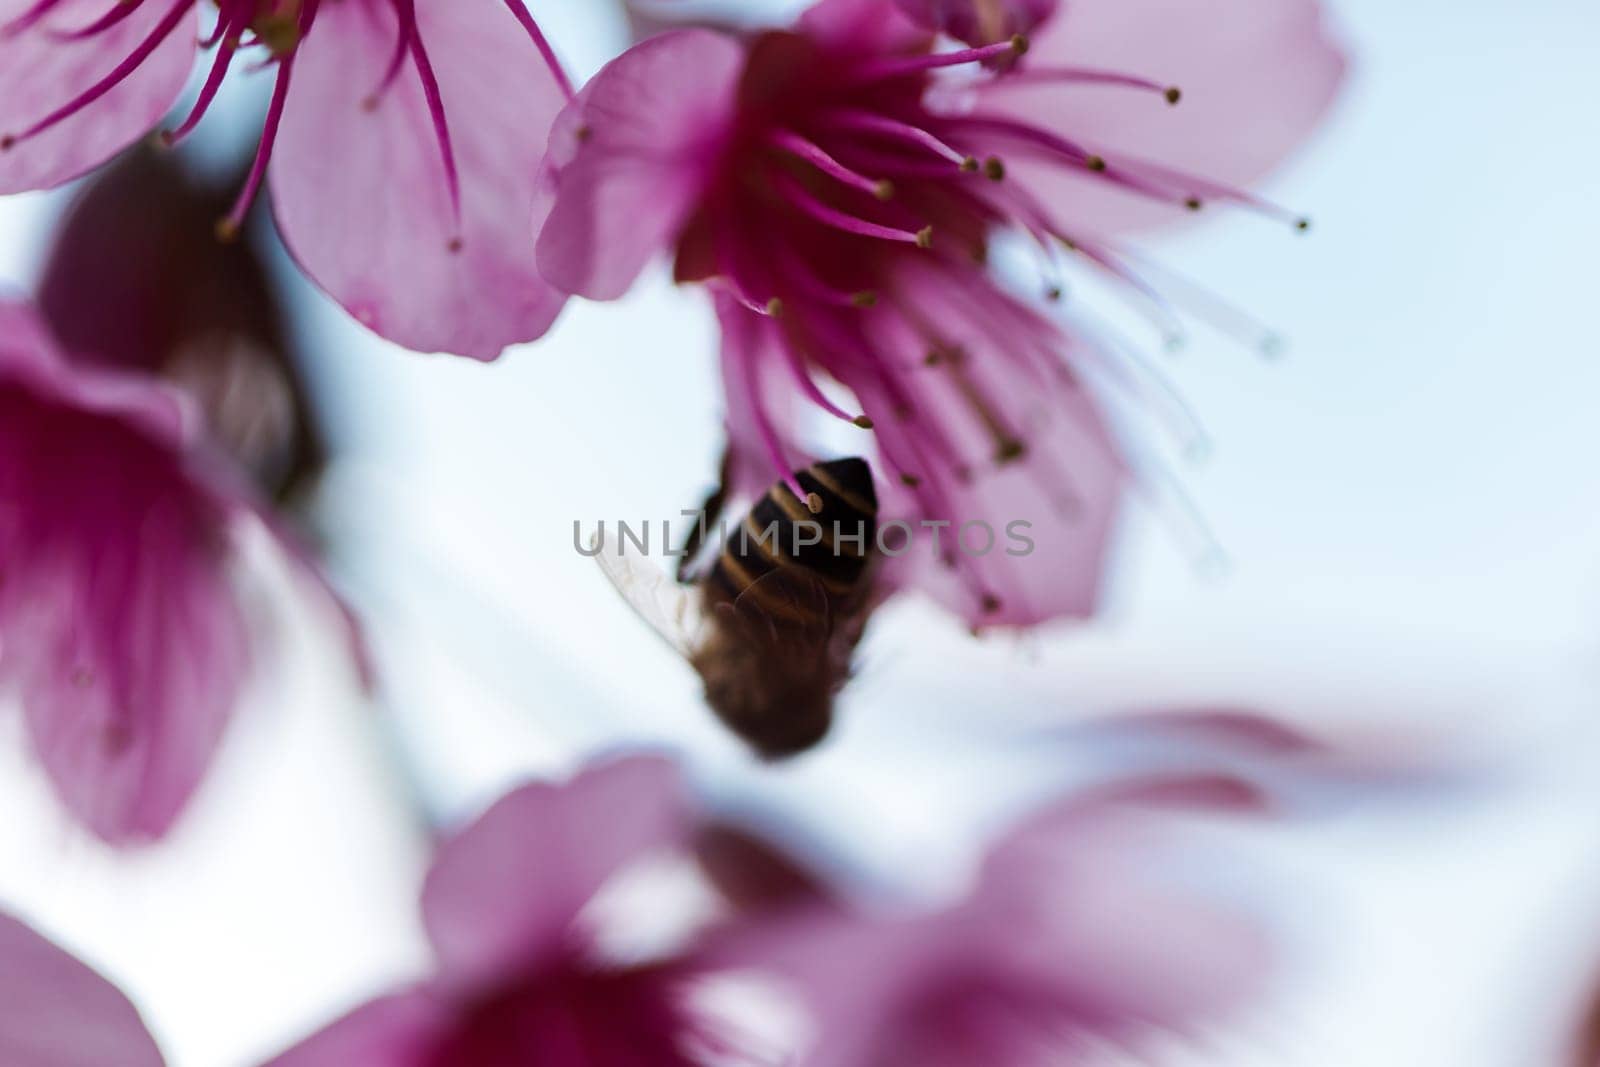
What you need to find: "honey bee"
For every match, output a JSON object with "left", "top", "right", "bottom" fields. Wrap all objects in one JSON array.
[{"left": 594, "top": 457, "right": 880, "bottom": 757}]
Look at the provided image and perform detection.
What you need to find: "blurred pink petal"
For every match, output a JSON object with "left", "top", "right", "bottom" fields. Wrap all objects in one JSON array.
[
  {"left": 0, "top": 299, "right": 359, "bottom": 842},
  {"left": 1, "top": 301, "right": 248, "bottom": 844},
  {"left": 893, "top": 0, "right": 1057, "bottom": 44},
  {"left": 977, "top": 0, "right": 1349, "bottom": 235},
  {"left": 0, "top": 909, "right": 164, "bottom": 1066},
  {"left": 536, "top": 29, "right": 746, "bottom": 301},
  {"left": 0, "top": 0, "right": 195, "bottom": 194},
  {"left": 271, "top": 0, "right": 569, "bottom": 359},
  {"left": 422, "top": 756, "right": 691, "bottom": 985},
  {"left": 724, "top": 767, "right": 1267, "bottom": 1065},
  {"left": 265, "top": 992, "right": 452, "bottom": 1067},
  {"left": 271, "top": 756, "right": 729, "bottom": 1066}
]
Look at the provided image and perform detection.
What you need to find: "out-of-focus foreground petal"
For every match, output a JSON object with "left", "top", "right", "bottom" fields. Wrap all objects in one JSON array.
[
  {"left": 271, "top": 0, "right": 569, "bottom": 359},
  {"left": 420, "top": 756, "right": 691, "bottom": 985},
  {"left": 263, "top": 990, "right": 452, "bottom": 1067},
  {"left": 0, "top": 0, "right": 195, "bottom": 194},
  {"left": 0, "top": 909, "right": 165, "bottom": 1067},
  {"left": 0, "top": 300, "right": 249, "bottom": 845}
]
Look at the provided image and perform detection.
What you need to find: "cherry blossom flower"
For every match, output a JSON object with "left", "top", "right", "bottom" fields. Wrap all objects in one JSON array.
[
  {"left": 266, "top": 757, "right": 753, "bottom": 1066},
  {"left": 0, "top": 298, "right": 357, "bottom": 844},
  {"left": 0, "top": 0, "right": 573, "bottom": 359},
  {"left": 0, "top": 908, "right": 165, "bottom": 1066},
  {"left": 535, "top": 0, "right": 1345, "bottom": 626}
]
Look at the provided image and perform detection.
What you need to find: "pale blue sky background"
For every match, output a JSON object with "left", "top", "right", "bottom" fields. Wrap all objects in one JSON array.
[{"left": 3, "top": 1, "right": 1600, "bottom": 1064}]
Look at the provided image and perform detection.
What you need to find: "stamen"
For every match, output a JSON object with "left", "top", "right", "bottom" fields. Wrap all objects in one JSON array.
[
  {"left": 774, "top": 325, "right": 874, "bottom": 428},
  {"left": 851, "top": 37, "right": 1026, "bottom": 84},
  {"left": 218, "top": 39, "right": 299, "bottom": 240},
  {"left": 497, "top": 0, "right": 574, "bottom": 100},
  {"left": 982, "top": 66, "right": 1184, "bottom": 106},
  {"left": 163, "top": 21, "right": 247, "bottom": 146},
  {"left": 1, "top": 0, "right": 70, "bottom": 39},
  {"left": 818, "top": 110, "right": 972, "bottom": 168},
  {"left": 1, "top": 0, "right": 192, "bottom": 150},
  {"left": 773, "top": 175, "right": 931, "bottom": 246},
  {"left": 45, "top": 0, "right": 146, "bottom": 42},
  {"left": 769, "top": 130, "right": 894, "bottom": 200},
  {"left": 397, "top": 0, "right": 464, "bottom": 248}
]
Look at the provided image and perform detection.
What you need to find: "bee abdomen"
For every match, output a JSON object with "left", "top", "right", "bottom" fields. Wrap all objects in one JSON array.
[{"left": 708, "top": 458, "right": 878, "bottom": 606}]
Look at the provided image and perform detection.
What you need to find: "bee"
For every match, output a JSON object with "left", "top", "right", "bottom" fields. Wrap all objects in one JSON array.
[{"left": 594, "top": 457, "right": 880, "bottom": 758}]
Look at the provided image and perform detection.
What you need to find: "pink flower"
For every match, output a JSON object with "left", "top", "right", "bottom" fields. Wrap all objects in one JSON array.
[
  {"left": 37, "top": 145, "right": 327, "bottom": 506},
  {"left": 266, "top": 757, "right": 747, "bottom": 1066},
  {"left": 535, "top": 0, "right": 1345, "bottom": 626},
  {"left": 0, "top": 908, "right": 165, "bottom": 1066},
  {"left": 722, "top": 763, "right": 1270, "bottom": 1065},
  {"left": 0, "top": 298, "right": 355, "bottom": 844},
  {"left": 0, "top": 0, "right": 573, "bottom": 359}
]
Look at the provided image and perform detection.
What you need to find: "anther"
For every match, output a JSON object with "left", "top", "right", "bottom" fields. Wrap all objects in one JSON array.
[
  {"left": 574, "top": 124, "right": 593, "bottom": 143},
  {"left": 924, "top": 350, "right": 943, "bottom": 367},
  {"left": 852, "top": 415, "right": 875, "bottom": 429},
  {"left": 1085, "top": 155, "right": 1106, "bottom": 173},
  {"left": 996, "top": 439, "right": 1026, "bottom": 464},
  {"left": 1295, "top": 217, "right": 1312, "bottom": 232},
  {"left": 0, "top": 134, "right": 14, "bottom": 151},
  {"left": 765, "top": 297, "right": 786, "bottom": 317},
  {"left": 1046, "top": 286, "right": 1063, "bottom": 302},
  {"left": 361, "top": 95, "right": 380, "bottom": 113},
  {"left": 1165, "top": 86, "right": 1182, "bottom": 105},
  {"left": 915, "top": 226, "right": 934, "bottom": 249},
  {"left": 214, "top": 217, "right": 241, "bottom": 243},
  {"left": 1185, "top": 197, "right": 1203, "bottom": 211},
  {"left": 1010, "top": 34, "right": 1030, "bottom": 56},
  {"left": 874, "top": 179, "right": 896, "bottom": 200},
  {"left": 805, "top": 492, "right": 824, "bottom": 515},
  {"left": 447, "top": 237, "right": 464, "bottom": 254},
  {"left": 960, "top": 156, "right": 980, "bottom": 173},
  {"left": 851, "top": 290, "right": 879, "bottom": 308},
  {"left": 984, "top": 157, "right": 1006, "bottom": 181},
  {"left": 899, "top": 473, "right": 922, "bottom": 488},
  {"left": 980, "top": 593, "right": 1003, "bottom": 614}
]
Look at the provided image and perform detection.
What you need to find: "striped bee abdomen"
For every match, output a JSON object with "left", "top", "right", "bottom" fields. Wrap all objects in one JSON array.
[{"left": 707, "top": 457, "right": 878, "bottom": 613}]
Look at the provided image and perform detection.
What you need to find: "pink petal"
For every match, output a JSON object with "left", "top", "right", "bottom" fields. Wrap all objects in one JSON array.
[
  {"left": 0, "top": 301, "right": 249, "bottom": 845},
  {"left": 799, "top": 0, "right": 933, "bottom": 53},
  {"left": 265, "top": 990, "right": 453, "bottom": 1067},
  {"left": 536, "top": 29, "right": 745, "bottom": 301},
  {"left": 270, "top": 0, "right": 568, "bottom": 359},
  {"left": 858, "top": 266, "right": 1129, "bottom": 626},
  {"left": 975, "top": 783, "right": 1268, "bottom": 1025},
  {"left": 0, "top": 910, "right": 165, "bottom": 1066},
  {"left": 421, "top": 756, "right": 690, "bottom": 986},
  {"left": 0, "top": 0, "right": 196, "bottom": 194},
  {"left": 976, "top": 0, "right": 1348, "bottom": 235}
]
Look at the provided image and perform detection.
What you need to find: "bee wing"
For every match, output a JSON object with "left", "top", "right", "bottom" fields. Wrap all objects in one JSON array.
[{"left": 591, "top": 529, "right": 705, "bottom": 658}]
